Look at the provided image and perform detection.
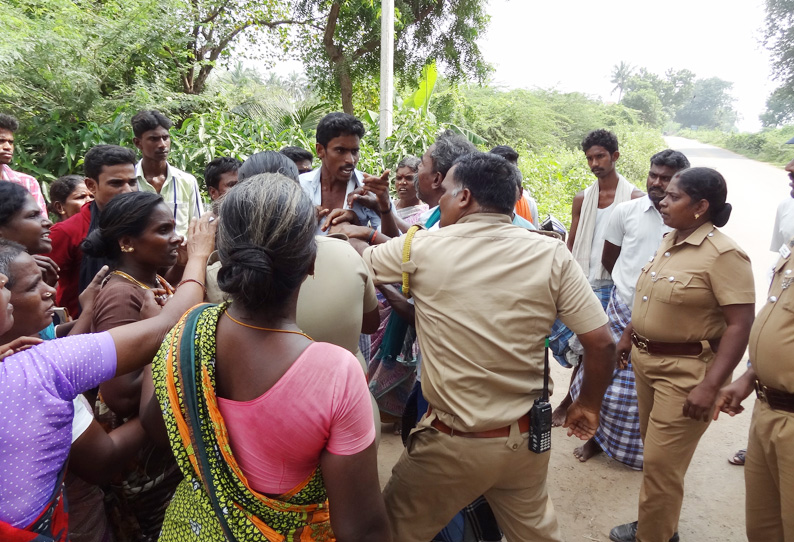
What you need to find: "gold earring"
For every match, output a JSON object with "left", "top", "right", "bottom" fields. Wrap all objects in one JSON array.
[
  {"left": 694, "top": 213, "right": 700, "bottom": 220},
  {"left": 121, "top": 246, "right": 134, "bottom": 253}
]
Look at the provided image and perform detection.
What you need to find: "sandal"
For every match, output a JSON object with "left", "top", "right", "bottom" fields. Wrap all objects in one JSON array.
[{"left": 728, "top": 449, "right": 746, "bottom": 466}]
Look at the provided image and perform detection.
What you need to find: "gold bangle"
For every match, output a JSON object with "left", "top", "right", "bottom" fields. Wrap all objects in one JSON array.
[{"left": 177, "top": 278, "right": 206, "bottom": 294}]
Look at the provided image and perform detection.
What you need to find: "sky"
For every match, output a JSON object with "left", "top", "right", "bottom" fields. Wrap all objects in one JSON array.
[
  {"left": 475, "top": 0, "right": 776, "bottom": 132},
  {"left": 270, "top": 0, "right": 777, "bottom": 132}
]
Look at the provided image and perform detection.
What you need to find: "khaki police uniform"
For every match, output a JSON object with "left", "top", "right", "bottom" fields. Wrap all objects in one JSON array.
[
  {"left": 363, "top": 213, "right": 609, "bottom": 542},
  {"left": 631, "top": 222, "right": 755, "bottom": 542},
  {"left": 745, "top": 237, "right": 794, "bottom": 541}
]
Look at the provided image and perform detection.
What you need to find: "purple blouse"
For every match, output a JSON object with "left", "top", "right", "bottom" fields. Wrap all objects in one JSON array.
[{"left": 0, "top": 332, "right": 117, "bottom": 527}]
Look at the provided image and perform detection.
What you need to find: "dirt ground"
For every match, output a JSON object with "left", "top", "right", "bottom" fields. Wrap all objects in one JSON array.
[{"left": 376, "top": 357, "right": 751, "bottom": 542}]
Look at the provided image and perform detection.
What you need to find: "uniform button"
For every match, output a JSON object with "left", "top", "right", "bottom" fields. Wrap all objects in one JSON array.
[
  {"left": 664, "top": 252, "right": 671, "bottom": 257},
  {"left": 669, "top": 276, "right": 675, "bottom": 282},
  {"left": 648, "top": 256, "right": 654, "bottom": 262},
  {"left": 786, "top": 270, "right": 792, "bottom": 275},
  {"left": 651, "top": 271, "right": 657, "bottom": 277},
  {"left": 512, "top": 443, "right": 518, "bottom": 450},
  {"left": 708, "top": 232, "right": 714, "bottom": 237},
  {"left": 770, "top": 296, "right": 778, "bottom": 303},
  {"left": 642, "top": 296, "right": 648, "bottom": 301}
]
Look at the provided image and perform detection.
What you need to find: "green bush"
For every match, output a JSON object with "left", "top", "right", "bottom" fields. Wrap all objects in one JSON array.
[{"left": 679, "top": 126, "right": 794, "bottom": 166}]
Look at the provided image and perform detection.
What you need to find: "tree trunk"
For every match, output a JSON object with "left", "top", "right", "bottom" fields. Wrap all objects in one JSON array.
[{"left": 339, "top": 62, "right": 354, "bottom": 114}]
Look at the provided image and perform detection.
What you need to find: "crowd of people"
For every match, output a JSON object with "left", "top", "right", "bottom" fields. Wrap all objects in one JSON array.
[{"left": 0, "top": 107, "right": 792, "bottom": 542}]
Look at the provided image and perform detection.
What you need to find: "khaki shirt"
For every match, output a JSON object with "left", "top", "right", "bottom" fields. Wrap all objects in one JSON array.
[
  {"left": 363, "top": 213, "right": 608, "bottom": 432},
  {"left": 632, "top": 222, "right": 755, "bottom": 343},
  {"left": 749, "top": 237, "right": 794, "bottom": 392},
  {"left": 205, "top": 237, "right": 378, "bottom": 371}
]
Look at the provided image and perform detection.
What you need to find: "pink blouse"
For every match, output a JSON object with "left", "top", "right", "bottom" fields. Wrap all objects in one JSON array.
[{"left": 217, "top": 342, "right": 375, "bottom": 495}]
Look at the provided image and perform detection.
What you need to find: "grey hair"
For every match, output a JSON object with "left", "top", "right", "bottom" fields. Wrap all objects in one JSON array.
[
  {"left": 429, "top": 130, "right": 477, "bottom": 177},
  {"left": 0, "top": 239, "right": 26, "bottom": 288},
  {"left": 216, "top": 173, "right": 317, "bottom": 313},
  {"left": 396, "top": 155, "right": 421, "bottom": 172}
]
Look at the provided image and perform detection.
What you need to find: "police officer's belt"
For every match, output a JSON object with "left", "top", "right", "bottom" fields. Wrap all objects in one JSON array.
[
  {"left": 429, "top": 412, "right": 531, "bottom": 438},
  {"left": 631, "top": 332, "right": 704, "bottom": 357},
  {"left": 755, "top": 380, "right": 794, "bottom": 413}
]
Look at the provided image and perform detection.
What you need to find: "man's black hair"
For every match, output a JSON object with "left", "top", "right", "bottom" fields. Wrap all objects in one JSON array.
[
  {"left": 315, "top": 113, "right": 365, "bottom": 147},
  {"left": 280, "top": 146, "right": 314, "bottom": 163},
  {"left": 581, "top": 129, "right": 619, "bottom": 154},
  {"left": 84, "top": 145, "right": 137, "bottom": 181},
  {"left": 650, "top": 149, "right": 690, "bottom": 171},
  {"left": 204, "top": 157, "right": 242, "bottom": 191},
  {"left": 450, "top": 153, "right": 519, "bottom": 215},
  {"left": 131, "top": 110, "right": 173, "bottom": 138},
  {"left": 489, "top": 145, "right": 519, "bottom": 165},
  {"left": 0, "top": 114, "right": 19, "bottom": 133}
]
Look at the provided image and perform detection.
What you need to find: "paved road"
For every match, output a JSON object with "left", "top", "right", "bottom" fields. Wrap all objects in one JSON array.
[{"left": 664, "top": 136, "right": 792, "bottom": 308}]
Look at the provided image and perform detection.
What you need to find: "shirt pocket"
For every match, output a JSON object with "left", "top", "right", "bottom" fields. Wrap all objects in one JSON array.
[{"left": 652, "top": 272, "right": 699, "bottom": 304}]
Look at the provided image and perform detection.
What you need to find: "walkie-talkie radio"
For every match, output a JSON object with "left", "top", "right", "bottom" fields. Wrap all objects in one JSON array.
[{"left": 529, "top": 337, "right": 552, "bottom": 453}]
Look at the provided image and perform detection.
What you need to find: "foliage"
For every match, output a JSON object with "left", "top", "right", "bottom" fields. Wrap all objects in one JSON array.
[
  {"left": 763, "top": 0, "right": 794, "bottom": 94},
  {"left": 679, "top": 126, "right": 794, "bottom": 167},
  {"left": 760, "top": 85, "right": 794, "bottom": 128},
  {"left": 292, "top": 0, "right": 491, "bottom": 114},
  {"left": 621, "top": 89, "right": 665, "bottom": 128},
  {"left": 675, "top": 77, "right": 737, "bottom": 130}
]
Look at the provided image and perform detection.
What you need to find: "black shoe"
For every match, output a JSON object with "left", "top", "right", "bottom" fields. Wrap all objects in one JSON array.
[{"left": 609, "top": 521, "right": 680, "bottom": 542}]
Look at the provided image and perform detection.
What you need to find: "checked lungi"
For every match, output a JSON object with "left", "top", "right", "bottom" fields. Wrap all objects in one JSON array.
[
  {"left": 549, "top": 283, "right": 612, "bottom": 367},
  {"left": 569, "top": 286, "right": 643, "bottom": 470}
]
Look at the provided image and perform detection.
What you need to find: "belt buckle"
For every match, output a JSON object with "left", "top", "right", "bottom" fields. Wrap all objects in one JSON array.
[
  {"left": 633, "top": 332, "right": 649, "bottom": 354},
  {"left": 754, "top": 379, "right": 767, "bottom": 402}
]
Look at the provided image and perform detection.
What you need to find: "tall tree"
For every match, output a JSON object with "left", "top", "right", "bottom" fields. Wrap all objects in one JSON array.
[
  {"left": 761, "top": 0, "right": 794, "bottom": 127},
  {"left": 674, "top": 77, "right": 737, "bottom": 130},
  {"left": 610, "top": 61, "right": 634, "bottom": 103},
  {"left": 292, "top": 0, "right": 490, "bottom": 114}
]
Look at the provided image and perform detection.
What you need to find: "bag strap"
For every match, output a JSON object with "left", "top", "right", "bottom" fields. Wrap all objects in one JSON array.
[{"left": 401, "top": 224, "right": 422, "bottom": 298}]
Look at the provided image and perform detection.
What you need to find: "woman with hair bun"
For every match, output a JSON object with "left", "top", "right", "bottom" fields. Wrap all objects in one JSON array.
[
  {"left": 147, "top": 174, "right": 389, "bottom": 541},
  {"left": 81, "top": 190, "right": 184, "bottom": 542},
  {"left": 610, "top": 167, "right": 756, "bottom": 542}
]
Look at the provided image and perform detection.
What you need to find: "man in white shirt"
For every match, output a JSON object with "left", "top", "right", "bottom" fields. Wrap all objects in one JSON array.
[
  {"left": 570, "top": 149, "right": 690, "bottom": 467},
  {"left": 299, "top": 112, "right": 383, "bottom": 235},
  {"left": 132, "top": 110, "right": 203, "bottom": 238}
]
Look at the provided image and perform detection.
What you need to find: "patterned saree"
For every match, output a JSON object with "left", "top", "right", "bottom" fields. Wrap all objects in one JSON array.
[{"left": 153, "top": 303, "right": 335, "bottom": 542}]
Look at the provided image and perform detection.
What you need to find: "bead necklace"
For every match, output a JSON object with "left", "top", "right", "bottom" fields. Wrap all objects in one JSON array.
[{"left": 223, "top": 309, "right": 313, "bottom": 341}]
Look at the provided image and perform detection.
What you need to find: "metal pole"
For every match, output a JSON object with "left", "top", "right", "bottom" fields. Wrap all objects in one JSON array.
[{"left": 379, "top": 0, "right": 394, "bottom": 148}]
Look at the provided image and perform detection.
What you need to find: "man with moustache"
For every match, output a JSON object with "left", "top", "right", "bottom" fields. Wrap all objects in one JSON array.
[
  {"left": 552, "top": 129, "right": 643, "bottom": 426},
  {"left": 569, "top": 150, "right": 690, "bottom": 468}
]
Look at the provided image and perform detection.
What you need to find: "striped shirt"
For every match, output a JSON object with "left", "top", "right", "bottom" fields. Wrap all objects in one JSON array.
[{"left": 135, "top": 161, "right": 203, "bottom": 237}]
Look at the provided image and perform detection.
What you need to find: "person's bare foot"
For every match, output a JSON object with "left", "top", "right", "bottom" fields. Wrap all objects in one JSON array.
[
  {"left": 552, "top": 402, "right": 569, "bottom": 427},
  {"left": 573, "top": 438, "right": 603, "bottom": 462}
]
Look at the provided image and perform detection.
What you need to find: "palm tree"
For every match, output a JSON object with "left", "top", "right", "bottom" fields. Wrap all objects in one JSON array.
[{"left": 610, "top": 61, "right": 634, "bottom": 103}]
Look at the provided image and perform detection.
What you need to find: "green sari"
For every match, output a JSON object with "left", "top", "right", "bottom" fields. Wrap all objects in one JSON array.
[{"left": 153, "top": 303, "right": 335, "bottom": 541}]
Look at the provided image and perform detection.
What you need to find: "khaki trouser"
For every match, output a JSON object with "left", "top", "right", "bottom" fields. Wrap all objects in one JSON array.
[
  {"left": 382, "top": 414, "right": 561, "bottom": 542},
  {"left": 631, "top": 347, "right": 716, "bottom": 542},
  {"left": 746, "top": 399, "right": 794, "bottom": 541}
]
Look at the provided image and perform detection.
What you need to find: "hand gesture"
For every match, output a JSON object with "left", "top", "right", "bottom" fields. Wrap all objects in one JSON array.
[
  {"left": 78, "top": 265, "right": 110, "bottom": 313},
  {"left": 0, "top": 336, "right": 43, "bottom": 360},
  {"left": 139, "top": 290, "right": 163, "bottom": 320},
  {"left": 563, "top": 400, "right": 600, "bottom": 440},
  {"left": 360, "top": 170, "right": 392, "bottom": 213},
  {"left": 34, "top": 255, "right": 60, "bottom": 286},
  {"left": 321, "top": 208, "right": 360, "bottom": 232},
  {"left": 346, "top": 187, "right": 380, "bottom": 211},
  {"left": 186, "top": 214, "right": 217, "bottom": 261}
]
